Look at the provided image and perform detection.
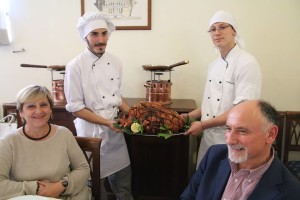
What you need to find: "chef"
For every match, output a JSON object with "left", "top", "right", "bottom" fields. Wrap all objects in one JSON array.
[
  {"left": 64, "top": 12, "right": 134, "bottom": 200},
  {"left": 183, "top": 10, "right": 262, "bottom": 167}
]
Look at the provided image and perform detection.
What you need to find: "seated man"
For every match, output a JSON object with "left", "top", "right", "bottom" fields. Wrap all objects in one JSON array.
[{"left": 180, "top": 100, "right": 300, "bottom": 200}]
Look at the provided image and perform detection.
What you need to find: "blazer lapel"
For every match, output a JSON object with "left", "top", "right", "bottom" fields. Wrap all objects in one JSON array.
[
  {"left": 248, "top": 159, "right": 282, "bottom": 200},
  {"left": 212, "top": 158, "right": 231, "bottom": 200}
]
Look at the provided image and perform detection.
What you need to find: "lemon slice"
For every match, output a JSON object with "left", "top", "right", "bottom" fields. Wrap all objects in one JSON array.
[{"left": 131, "top": 122, "right": 142, "bottom": 133}]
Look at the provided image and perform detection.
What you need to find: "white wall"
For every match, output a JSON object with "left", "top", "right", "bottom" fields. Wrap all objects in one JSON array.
[{"left": 1, "top": 0, "right": 300, "bottom": 117}]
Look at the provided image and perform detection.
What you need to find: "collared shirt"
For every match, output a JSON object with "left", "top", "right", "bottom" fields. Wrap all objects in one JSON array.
[{"left": 221, "top": 149, "right": 275, "bottom": 200}]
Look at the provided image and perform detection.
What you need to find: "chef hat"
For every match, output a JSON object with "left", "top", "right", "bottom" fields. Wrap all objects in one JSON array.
[
  {"left": 209, "top": 10, "right": 245, "bottom": 49},
  {"left": 77, "top": 12, "right": 116, "bottom": 40}
]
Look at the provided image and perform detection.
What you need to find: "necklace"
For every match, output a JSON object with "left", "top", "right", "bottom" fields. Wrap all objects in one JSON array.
[{"left": 23, "top": 123, "right": 51, "bottom": 141}]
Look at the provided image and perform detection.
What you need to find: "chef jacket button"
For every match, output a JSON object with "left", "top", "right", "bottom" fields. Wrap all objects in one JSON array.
[
  {"left": 219, "top": 81, "right": 222, "bottom": 84},
  {"left": 208, "top": 97, "right": 210, "bottom": 99},
  {"left": 209, "top": 80, "right": 211, "bottom": 82},
  {"left": 217, "top": 99, "right": 220, "bottom": 101},
  {"left": 93, "top": 64, "right": 95, "bottom": 67},
  {"left": 207, "top": 114, "right": 209, "bottom": 116},
  {"left": 113, "top": 106, "right": 115, "bottom": 108},
  {"left": 108, "top": 63, "right": 110, "bottom": 65},
  {"left": 102, "top": 96, "right": 105, "bottom": 99},
  {"left": 213, "top": 116, "right": 216, "bottom": 118},
  {"left": 111, "top": 78, "right": 114, "bottom": 80},
  {"left": 112, "top": 94, "right": 115, "bottom": 96}
]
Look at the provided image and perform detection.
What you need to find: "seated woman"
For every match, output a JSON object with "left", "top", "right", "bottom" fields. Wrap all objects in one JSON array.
[{"left": 0, "top": 85, "right": 91, "bottom": 200}]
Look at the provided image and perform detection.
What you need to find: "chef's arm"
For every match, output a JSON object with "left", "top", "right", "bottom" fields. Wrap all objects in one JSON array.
[
  {"left": 72, "top": 108, "right": 111, "bottom": 127},
  {"left": 187, "top": 108, "right": 202, "bottom": 120},
  {"left": 119, "top": 97, "right": 130, "bottom": 112},
  {"left": 184, "top": 109, "right": 229, "bottom": 136}
]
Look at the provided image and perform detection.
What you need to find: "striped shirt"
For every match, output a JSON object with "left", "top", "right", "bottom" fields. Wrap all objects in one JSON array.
[{"left": 221, "top": 149, "right": 274, "bottom": 200}]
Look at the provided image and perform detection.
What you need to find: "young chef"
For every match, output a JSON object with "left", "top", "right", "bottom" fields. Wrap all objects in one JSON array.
[{"left": 64, "top": 12, "right": 134, "bottom": 200}]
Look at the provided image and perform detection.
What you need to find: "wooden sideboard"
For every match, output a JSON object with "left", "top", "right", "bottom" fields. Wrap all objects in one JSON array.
[{"left": 2, "top": 98, "right": 198, "bottom": 200}]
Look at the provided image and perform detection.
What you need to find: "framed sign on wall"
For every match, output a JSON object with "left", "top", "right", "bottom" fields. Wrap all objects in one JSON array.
[{"left": 81, "top": 0, "right": 151, "bottom": 30}]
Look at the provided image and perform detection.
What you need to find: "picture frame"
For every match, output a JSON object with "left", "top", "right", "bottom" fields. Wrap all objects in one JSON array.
[{"left": 80, "top": 0, "right": 151, "bottom": 30}]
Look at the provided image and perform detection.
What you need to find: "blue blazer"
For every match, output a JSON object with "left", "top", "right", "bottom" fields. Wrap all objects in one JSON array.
[{"left": 180, "top": 144, "right": 300, "bottom": 200}]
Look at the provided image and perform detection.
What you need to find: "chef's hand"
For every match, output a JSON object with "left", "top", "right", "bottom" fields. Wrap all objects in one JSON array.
[
  {"left": 107, "top": 120, "right": 123, "bottom": 133},
  {"left": 184, "top": 121, "right": 204, "bottom": 136},
  {"left": 180, "top": 113, "right": 188, "bottom": 120}
]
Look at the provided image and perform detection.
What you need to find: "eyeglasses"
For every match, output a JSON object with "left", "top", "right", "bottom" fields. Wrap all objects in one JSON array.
[{"left": 208, "top": 25, "right": 231, "bottom": 33}]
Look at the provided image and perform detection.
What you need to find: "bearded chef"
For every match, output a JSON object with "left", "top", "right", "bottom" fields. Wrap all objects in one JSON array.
[
  {"left": 64, "top": 12, "right": 134, "bottom": 200},
  {"left": 182, "top": 10, "right": 262, "bottom": 167}
]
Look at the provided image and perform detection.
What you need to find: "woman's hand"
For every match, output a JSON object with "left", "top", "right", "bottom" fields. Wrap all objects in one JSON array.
[{"left": 37, "top": 181, "right": 65, "bottom": 198}]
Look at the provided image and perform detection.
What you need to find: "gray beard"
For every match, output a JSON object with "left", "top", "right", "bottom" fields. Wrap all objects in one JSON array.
[{"left": 227, "top": 144, "right": 248, "bottom": 163}]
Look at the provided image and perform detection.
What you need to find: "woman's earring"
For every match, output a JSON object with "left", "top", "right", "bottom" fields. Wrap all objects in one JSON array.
[{"left": 21, "top": 117, "right": 26, "bottom": 125}]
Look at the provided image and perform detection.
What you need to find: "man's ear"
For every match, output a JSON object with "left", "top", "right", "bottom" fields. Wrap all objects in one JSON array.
[{"left": 266, "top": 125, "right": 278, "bottom": 145}]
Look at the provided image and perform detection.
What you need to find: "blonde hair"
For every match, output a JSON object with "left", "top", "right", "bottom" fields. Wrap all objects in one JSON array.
[{"left": 16, "top": 85, "right": 54, "bottom": 112}]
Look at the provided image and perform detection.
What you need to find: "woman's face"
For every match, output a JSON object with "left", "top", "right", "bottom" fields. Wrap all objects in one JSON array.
[
  {"left": 209, "top": 22, "right": 236, "bottom": 50},
  {"left": 20, "top": 97, "right": 52, "bottom": 128}
]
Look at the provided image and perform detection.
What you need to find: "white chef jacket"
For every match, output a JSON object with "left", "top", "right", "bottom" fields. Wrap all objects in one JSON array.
[
  {"left": 197, "top": 45, "right": 262, "bottom": 166},
  {"left": 64, "top": 48, "right": 130, "bottom": 178}
]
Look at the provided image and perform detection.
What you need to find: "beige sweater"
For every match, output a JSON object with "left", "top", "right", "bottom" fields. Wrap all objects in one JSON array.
[{"left": 0, "top": 126, "right": 91, "bottom": 200}]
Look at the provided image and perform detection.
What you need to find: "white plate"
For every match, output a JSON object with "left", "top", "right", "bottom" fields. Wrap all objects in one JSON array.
[{"left": 8, "top": 195, "right": 60, "bottom": 200}]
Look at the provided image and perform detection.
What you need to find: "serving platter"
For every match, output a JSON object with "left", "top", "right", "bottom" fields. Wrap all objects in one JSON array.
[{"left": 123, "top": 131, "right": 185, "bottom": 139}]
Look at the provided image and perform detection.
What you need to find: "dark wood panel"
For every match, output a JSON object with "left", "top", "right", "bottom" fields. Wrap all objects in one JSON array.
[
  {"left": 50, "top": 108, "right": 77, "bottom": 135},
  {"left": 125, "top": 134, "right": 190, "bottom": 200}
]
